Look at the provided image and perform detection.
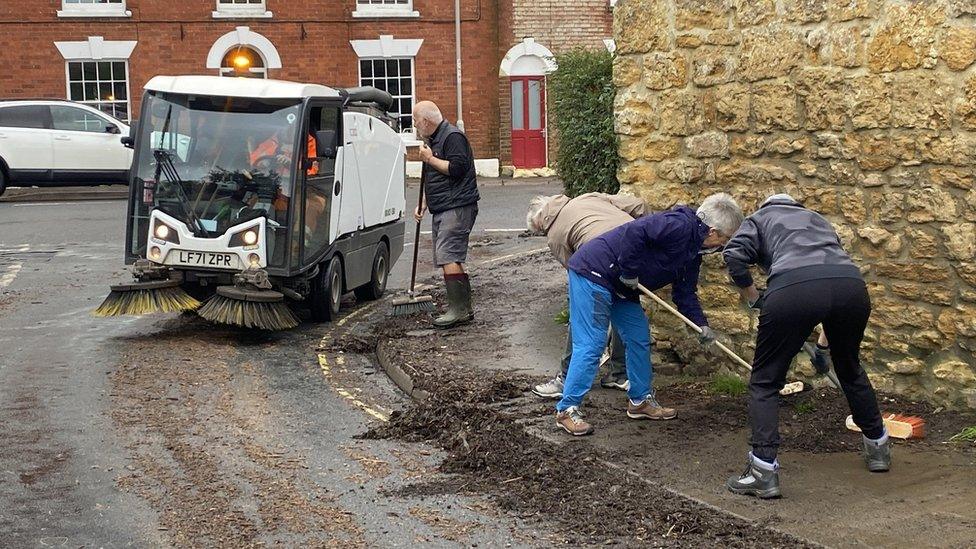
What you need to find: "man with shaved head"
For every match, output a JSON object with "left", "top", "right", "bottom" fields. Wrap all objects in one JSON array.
[{"left": 411, "top": 100, "right": 480, "bottom": 328}]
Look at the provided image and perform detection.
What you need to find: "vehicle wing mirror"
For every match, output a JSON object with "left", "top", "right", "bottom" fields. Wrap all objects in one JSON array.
[
  {"left": 121, "top": 135, "right": 135, "bottom": 149},
  {"left": 105, "top": 122, "right": 121, "bottom": 135},
  {"left": 315, "top": 130, "right": 338, "bottom": 159}
]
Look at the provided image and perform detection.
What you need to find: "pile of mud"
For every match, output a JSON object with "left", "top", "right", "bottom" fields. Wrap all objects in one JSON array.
[
  {"left": 367, "top": 313, "right": 812, "bottom": 547},
  {"left": 648, "top": 382, "right": 976, "bottom": 454}
]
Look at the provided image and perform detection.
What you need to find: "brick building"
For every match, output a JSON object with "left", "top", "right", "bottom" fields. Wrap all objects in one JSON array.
[{"left": 0, "top": 0, "right": 614, "bottom": 176}]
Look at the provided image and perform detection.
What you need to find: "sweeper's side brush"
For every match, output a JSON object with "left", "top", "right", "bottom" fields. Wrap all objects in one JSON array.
[
  {"left": 94, "top": 279, "right": 202, "bottom": 317},
  {"left": 197, "top": 269, "right": 299, "bottom": 330},
  {"left": 636, "top": 283, "right": 805, "bottom": 396},
  {"left": 392, "top": 169, "right": 435, "bottom": 317},
  {"left": 94, "top": 259, "right": 202, "bottom": 317}
]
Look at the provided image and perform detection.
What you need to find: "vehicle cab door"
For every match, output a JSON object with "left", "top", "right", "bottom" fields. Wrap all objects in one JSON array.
[
  {"left": 299, "top": 101, "right": 343, "bottom": 267},
  {"left": 0, "top": 105, "right": 54, "bottom": 181},
  {"left": 49, "top": 105, "right": 128, "bottom": 173}
]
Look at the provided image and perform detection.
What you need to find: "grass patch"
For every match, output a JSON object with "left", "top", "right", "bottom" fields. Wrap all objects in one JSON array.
[
  {"left": 708, "top": 373, "right": 747, "bottom": 397},
  {"left": 949, "top": 426, "right": 976, "bottom": 444},
  {"left": 794, "top": 401, "right": 816, "bottom": 415},
  {"left": 553, "top": 307, "right": 569, "bottom": 326}
]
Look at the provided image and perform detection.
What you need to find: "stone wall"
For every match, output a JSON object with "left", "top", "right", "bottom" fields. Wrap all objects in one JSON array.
[{"left": 612, "top": 0, "right": 976, "bottom": 408}]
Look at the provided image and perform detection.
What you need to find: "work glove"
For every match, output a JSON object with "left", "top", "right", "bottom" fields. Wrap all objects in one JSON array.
[
  {"left": 748, "top": 290, "right": 765, "bottom": 310},
  {"left": 619, "top": 275, "right": 639, "bottom": 290},
  {"left": 698, "top": 326, "right": 717, "bottom": 347}
]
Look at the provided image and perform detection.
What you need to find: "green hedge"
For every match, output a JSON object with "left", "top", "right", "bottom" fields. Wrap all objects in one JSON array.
[{"left": 549, "top": 48, "right": 619, "bottom": 197}]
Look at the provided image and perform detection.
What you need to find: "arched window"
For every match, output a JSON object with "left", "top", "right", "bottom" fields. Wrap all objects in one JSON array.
[{"left": 220, "top": 46, "right": 266, "bottom": 78}]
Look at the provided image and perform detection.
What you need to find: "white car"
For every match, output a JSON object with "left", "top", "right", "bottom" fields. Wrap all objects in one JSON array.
[{"left": 0, "top": 99, "right": 133, "bottom": 197}]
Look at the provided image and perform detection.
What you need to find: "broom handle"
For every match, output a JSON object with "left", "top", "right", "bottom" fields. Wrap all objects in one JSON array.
[
  {"left": 636, "top": 283, "right": 753, "bottom": 371},
  {"left": 408, "top": 169, "right": 426, "bottom": 295}
]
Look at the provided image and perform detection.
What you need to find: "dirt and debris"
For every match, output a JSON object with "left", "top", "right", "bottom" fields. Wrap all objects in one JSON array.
[
  {"left": 365, "top": 267, "right": 813, "bottom": 547},
  {"left": 363, "top": 250, "right": 976, "bottom": 546}
]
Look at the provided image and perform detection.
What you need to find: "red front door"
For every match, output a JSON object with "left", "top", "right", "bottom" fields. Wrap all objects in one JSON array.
[{"left": 510, "top": 76, "right": 546, "bottom": 169}]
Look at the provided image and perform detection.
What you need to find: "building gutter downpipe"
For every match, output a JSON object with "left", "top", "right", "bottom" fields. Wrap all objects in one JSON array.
[{"left": 454, "top": 0, "right": 464, "bottom": 132}]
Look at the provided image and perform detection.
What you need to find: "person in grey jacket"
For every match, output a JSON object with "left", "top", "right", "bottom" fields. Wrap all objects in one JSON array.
[{"left": 721, "top": 194, "right": 889, "bottom": 499}]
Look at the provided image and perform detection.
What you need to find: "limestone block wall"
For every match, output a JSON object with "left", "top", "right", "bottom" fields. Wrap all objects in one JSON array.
[{"left": 612, "top": 0, "right": 976, "bottom": 408}]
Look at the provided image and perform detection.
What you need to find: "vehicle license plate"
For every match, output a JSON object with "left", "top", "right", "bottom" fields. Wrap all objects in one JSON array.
[{"left": 170, "top": 250, "right": 237, "bottom": 269}]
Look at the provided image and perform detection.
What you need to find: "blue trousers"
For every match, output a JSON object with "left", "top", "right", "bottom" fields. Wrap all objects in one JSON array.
[{"left": 557, "top": 271, "right": 652, "bottom": 411}]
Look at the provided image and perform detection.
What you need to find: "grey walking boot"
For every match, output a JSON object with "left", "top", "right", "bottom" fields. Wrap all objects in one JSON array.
[
  {"left": 863, "top": 434, "right": 891, "bottom": 472},
  {"left": 726, "top": 453, "right": 782, "bottom": 499},
  {"left": 433, "top": 276, "right": 473, "bottom": 329}
]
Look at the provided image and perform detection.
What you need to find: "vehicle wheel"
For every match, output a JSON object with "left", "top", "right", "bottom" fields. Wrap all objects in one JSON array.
[
  {"left": 354, "top": 242, "right": 389, "bottom": 301},
  {"left": 310, "top": 255, "right": 343, "bottom": 322},
  {"left": 0, "top": 168, "right": 7, "bottom": 198}
]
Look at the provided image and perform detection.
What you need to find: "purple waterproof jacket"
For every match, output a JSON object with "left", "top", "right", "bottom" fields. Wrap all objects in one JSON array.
[{"left": 567, "top": 205, "right": 710, "bottom": 327}]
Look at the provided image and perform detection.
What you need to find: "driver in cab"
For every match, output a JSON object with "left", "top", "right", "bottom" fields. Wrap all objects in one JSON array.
[{"left": 248, "top": 113, "right": 319, "bottom": 217}]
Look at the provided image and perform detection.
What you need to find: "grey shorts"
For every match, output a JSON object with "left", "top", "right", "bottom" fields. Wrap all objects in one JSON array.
[{"left": 431, "top": 204, "right": 478, "bottom": 266}]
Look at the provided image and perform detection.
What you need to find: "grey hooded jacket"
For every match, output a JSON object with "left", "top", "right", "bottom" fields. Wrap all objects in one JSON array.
[{"left": 723, "top": 194, "right": 862, "bottom": 293}]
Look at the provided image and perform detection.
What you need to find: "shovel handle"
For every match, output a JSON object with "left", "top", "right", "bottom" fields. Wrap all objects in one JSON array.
[
  {"left": 636, "top": 283, "right": 753, "bottom": 372},
  {"left": 407, "top": 169, "right": 426, "bottom": 294}
]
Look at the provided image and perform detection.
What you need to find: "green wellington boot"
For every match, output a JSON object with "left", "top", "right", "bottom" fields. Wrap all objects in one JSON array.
[{"left": 433, "top": 275, "right": 473, "bottom": 328}]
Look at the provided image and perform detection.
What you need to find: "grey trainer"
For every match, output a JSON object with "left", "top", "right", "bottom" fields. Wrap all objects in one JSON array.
[
  {"left": 863, "top": 434, "right": 891, "bottom": 472},
  {"left": 726, "top": 454, "right": 782, "bottom": 499},
  {"left": 600, "top": 371, "right": 630, "bottom": 391},
  {"left": 532, "top": 375, "right": 565, "bottom": 399}
]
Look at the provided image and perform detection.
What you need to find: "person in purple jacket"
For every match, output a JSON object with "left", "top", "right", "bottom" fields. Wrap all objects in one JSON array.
[{"left": 555, "top": 193, "right": 744, "bottom": 436}]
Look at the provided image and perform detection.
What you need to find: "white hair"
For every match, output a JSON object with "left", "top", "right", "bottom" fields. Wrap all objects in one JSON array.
[
  {"left": 413, "top": 101, "right": 444, "bottom": 125},
  {"left": 526, "top": 195, "right": 555, "bottom": 233},
  {"left": 697, "top": 192, "right": 744, "bottom": 237}
]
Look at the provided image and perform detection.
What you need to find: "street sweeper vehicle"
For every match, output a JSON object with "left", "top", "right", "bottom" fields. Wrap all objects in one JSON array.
[{"left": 95, "top": 75, "right": 406, "bottom": 330}]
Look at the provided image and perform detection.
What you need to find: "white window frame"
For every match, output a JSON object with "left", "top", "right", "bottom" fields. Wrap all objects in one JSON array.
[
  {"left": 353, "top": 0, "right": 420, "bottom": 19},
  {"left": 212, "top": 0, "right": 273, "bottom": 19},
  {"left": 58, "top": 0, "right": 131, "bottom": 18},
  {"left": 358, "top": 57, "right": 417, "bottom": 142},
  {"left": 350, "top": 36, "right": 424, "bottom": 143},
  {"left": 63, "top": 60, "right": 132, "bottom": 122}
]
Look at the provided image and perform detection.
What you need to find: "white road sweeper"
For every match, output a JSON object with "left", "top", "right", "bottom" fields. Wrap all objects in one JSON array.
[{"left": 95, "top": 75, "right": 406, "bottom": 330}]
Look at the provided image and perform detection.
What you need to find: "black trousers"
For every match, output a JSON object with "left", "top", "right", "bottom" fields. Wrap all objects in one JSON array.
[{"left": 750, "top": 277, "right": 884, "bottom": 460}]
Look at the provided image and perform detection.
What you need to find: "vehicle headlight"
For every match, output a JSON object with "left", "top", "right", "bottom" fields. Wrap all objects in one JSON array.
[
  {"left": 229, "top": 225, "right": 261, "bottom": 248},
  {"left": 151, "top": 219, "right": 180, "bottom": 245},
  {"left": 149, "top": 246, "right": 162, "bottom": 261},
  {"left": 248, "top": 253, "right": 261, "bottom": 267}
]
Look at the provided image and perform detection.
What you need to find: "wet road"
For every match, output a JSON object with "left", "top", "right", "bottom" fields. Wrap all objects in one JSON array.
[{"left": 0, "top": 179, "right": 558, "bottom": 547}]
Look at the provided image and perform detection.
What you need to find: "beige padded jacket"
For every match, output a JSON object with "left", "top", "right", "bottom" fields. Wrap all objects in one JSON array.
[{"left": 531, "top": 192, "right": 648, "bottom": 267}]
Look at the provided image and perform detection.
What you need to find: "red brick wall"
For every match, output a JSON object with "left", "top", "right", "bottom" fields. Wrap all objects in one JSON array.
[
  {"left": 0, "top": 0, "right": 500, "bottom": 158},
  {"left": 497, "top": 0, "right": 613, "bottom": 168}
]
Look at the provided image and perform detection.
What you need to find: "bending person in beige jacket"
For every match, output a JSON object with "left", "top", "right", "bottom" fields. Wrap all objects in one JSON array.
[{"left": 526, "top": 192, "right": 649, "bottom": 399}]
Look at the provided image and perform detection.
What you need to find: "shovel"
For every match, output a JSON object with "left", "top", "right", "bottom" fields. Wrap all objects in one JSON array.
[{"left": 636, "top": 283, "right": 804, "bottom": 396}]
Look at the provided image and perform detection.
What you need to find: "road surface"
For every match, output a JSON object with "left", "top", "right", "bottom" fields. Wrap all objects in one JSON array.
[{"left": 0, "top": 179, "right": 559, "bottom": 547}]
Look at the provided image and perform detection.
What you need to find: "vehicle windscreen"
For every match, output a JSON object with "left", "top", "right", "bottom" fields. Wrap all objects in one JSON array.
[{"left": 129, "top": 91, "right": 303, "bottom": 267}]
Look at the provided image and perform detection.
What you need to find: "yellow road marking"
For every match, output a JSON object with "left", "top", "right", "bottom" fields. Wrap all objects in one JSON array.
[{"left": 310, "top": 247, "right": 542, "bottom": 424}]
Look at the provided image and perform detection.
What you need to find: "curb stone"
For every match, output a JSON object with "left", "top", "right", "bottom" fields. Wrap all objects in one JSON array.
[{"left": 375, "top": 339, "right": 430, "bottom": 402}]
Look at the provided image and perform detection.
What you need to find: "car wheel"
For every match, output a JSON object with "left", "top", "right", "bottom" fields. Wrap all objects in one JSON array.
[
  {"left": 310, "top": 255, "right": 343, "bottom": 322},
  {"left": 354, "top": 242, "right": 389, "bottom": 301},
  {"left": 0, "top": 167, "right": 7, "bottom": 198}
]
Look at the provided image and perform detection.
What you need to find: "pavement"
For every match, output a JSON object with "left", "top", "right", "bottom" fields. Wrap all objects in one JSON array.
[{"left": 0, "top": 180, "right": 557, "bottom": 546}]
